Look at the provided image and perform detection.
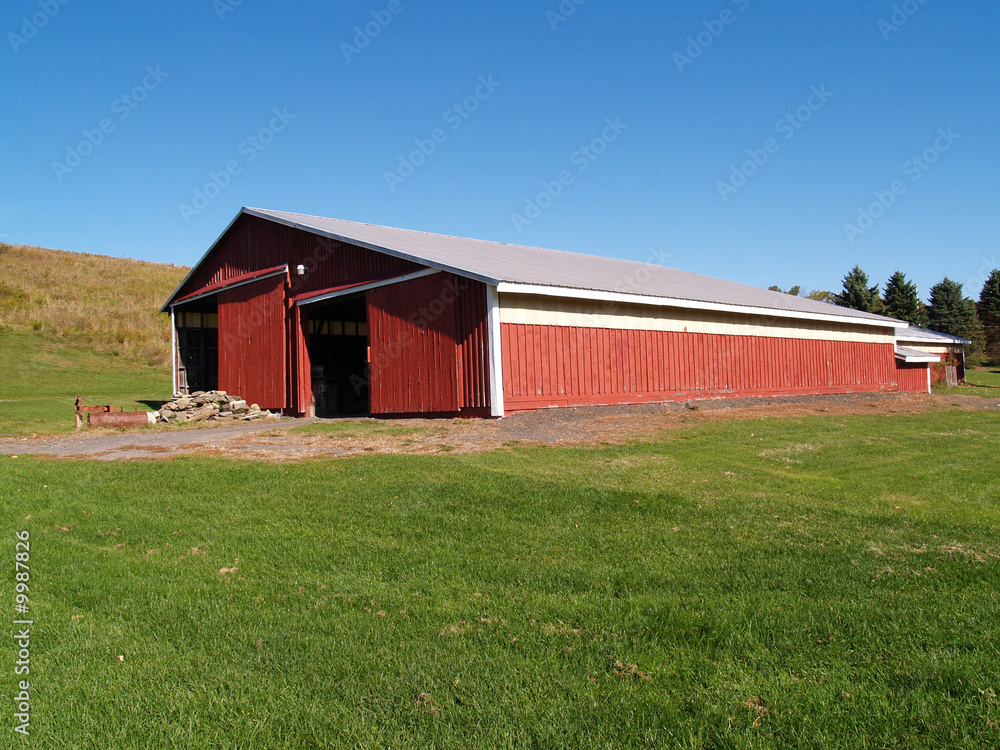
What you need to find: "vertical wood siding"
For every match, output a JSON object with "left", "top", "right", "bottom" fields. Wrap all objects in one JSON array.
[
  {"left": 930, "top": 353, "right": 965, "bottom": 383},
  {"left": 454, "top": 279, "right": 491, "bottom": 410},
  {"left": 174, "top": 214, "right": 495, "bottom": 416},
  {"left": 501, "top": 323, "right": 898, "bottom": 410},
  {"left": 217, "top": 274, "right": 288, "bottom": 409},
  {"left": 290, "top": 305, "right": 311, "bottom": 415},
  {"left": 176, "top": 214, "right": 421, "bottom": 300},
  {"left": 368, "top": 274, "right": 462, "bottom": 414},
  {"left": 896, "top": 362, "right": 931, "bottom": 394}
]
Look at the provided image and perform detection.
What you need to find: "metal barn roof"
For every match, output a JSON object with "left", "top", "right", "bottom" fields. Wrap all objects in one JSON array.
[
  {"left": 166, "top": 207, "right": 902, "bottom": 329},
  {"left": 895, "top": 345, "right": 941, "bottom": 363},
  {"left": 895, "top": 326, "right": 971, "bottom": 346}
]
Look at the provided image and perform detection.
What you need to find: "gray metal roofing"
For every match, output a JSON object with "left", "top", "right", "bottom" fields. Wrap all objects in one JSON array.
[
  {"left": 895, "top": 345, "right": 941, "bottom": 362},
  {"left": 894, "top": 325, "right": 971, "bottom": 345},
  {"left": 238, "top": 208, "right": 901, "bottom": 327}
]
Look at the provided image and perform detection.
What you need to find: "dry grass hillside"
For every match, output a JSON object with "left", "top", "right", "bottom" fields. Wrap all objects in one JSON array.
[{"left": 0, "top": 243, "right": 189, "bottom": 366}]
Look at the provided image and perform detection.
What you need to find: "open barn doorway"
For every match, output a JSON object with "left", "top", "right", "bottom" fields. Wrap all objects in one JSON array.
[
  {"left": 305, "top": 294, "right": 370, "bottom": 416},
  {"left": 173, "top": 305, "right": 219, "bottom": 395}
]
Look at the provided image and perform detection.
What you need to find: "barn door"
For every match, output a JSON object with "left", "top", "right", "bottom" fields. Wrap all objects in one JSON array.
[
  {"left": 217, "top": 274, "right": 288, "bottom": 410},
  {"left": 367, "top": 274, "right": 460, "bottom": 414}
]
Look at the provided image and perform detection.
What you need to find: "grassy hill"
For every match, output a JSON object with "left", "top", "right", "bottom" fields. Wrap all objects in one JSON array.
[
  {"left": 0, "top": 242, "right": 188, "bottom": 365},
  {"left": 0, "top": 243, "right": 189, "bottom": 435}
]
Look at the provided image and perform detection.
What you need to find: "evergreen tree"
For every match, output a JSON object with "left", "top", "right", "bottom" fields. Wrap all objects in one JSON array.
[
  {"left": 978, "top": 269, "right": 1000, "bottom": 362},
  {"left": 882, "top": 271, "right": 927, "bottom": 327},
  {"left": 835, "top": 266, "right": 882, "bottom": 313},
  {"left": 927, "top": 278, "right": 981, "bottom": 346}
]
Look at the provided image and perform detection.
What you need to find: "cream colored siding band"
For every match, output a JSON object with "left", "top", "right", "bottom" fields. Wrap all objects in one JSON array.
[{"left": 499, "top": 294, "right": 895, "bottom": 345}]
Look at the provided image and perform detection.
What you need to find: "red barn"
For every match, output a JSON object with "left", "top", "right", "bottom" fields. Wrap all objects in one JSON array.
[
  {"left": 895, "top": 326, "right": 970, "bottom": 387},
  {"left": 161, "top": 208, "right": 928, "bottom": 417}
]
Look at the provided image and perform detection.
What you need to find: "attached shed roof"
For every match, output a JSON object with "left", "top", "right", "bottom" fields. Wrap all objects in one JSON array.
[
  {"left": 895, "top": 346, "right": 941, "bottom": 363},
  {"left": 895, "top": 325, "right": 971, "bottom": 346},
  {"left": 164, "top": 207, "right": 902, "bottom": 330}
]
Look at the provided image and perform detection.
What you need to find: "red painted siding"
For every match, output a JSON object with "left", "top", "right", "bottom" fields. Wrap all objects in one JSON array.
[
  {"left": 368, "top": 274, "right": 461, "bottom": 415},
  {"left": 501, "top": 323, "right": 898, "bottom": 410},
  {"left": 931, "top": 353, "right": 965, "bottom": 383},
  {"left": 454, "top": 279, "right": 491, "bottom": 410},
  {"left": 896, "top": 362, "right": 930, "bottom": 394},
  {"left": 218, "top": 274, "right": 288, "bottom": 409},
  {"left": 290, "top": 305, "right": 311, "bottom": 415},
  {"left": 176, "top": 214, "right": 421, "bottom": 300}
]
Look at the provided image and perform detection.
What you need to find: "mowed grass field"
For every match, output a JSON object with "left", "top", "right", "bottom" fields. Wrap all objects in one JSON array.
[
  {"left": 0, "top": 328, "right": 170, "bottom": 436},
  {"left": 936, "top": 368, "right": 1000, "bottom": 400},
  {"left": 2, "top": 411, "right": 999, "bottom": 749}
]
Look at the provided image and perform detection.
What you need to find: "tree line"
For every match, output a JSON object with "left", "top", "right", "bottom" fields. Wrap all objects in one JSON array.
[{"left": 770, "top": 267, "right": 1000, "bottom": 363}]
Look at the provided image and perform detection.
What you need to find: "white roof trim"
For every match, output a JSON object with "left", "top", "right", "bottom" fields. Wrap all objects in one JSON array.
[
  {"left": 895, "top": 327, "right": 971, "bottom": 346},
  {"left": 497, "top": 283, "right": 898, "bottom": 330},
  {"left": 295, "top": 268, "right": 440, "bottom": 306},
  {"left": 170, "top": 266, "right": 289, "bottom": 308},
  {"left": 160, "top": 210, "right": 248, "bottom": 312},
  {"left": 895, "top": 346, "right": 941, "bottom": 363}
]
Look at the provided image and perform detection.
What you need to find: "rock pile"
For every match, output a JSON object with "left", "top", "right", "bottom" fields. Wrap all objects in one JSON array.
[{"left": 157, "top": 391, "right": 279, "bottom": 424}]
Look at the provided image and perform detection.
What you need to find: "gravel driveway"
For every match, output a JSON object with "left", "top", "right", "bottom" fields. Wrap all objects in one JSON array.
[{"left": 0, "top": 392, "right": 995, "bottom": 462}]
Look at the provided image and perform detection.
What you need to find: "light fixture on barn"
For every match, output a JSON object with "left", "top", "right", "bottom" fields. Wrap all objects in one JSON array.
[{"left": 296, "top": 264, "right": 307, "bottom": 276}]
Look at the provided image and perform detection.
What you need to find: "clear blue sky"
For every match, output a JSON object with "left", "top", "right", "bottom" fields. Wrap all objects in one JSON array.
[{"left": 2, "top": 0, "right": 998, "bottom": 300}]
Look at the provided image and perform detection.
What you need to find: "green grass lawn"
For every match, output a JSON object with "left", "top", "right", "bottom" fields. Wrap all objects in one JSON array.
[
  {"left": 2, "top": 411, "right": 999, "bottom": 749},
  {"left": 934, "top": 367, "right": 1000, "bottom": 399},
  {"left": 0, "top": 328, "right": 170, "bottom": 436}
]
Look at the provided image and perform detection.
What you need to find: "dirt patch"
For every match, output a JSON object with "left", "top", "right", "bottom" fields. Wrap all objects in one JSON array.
[{"left": 0, "top": 392, "right": 996, "bottom": 462}]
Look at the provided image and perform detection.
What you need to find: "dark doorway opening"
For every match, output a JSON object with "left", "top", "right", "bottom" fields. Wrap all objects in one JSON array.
[
  {"left": 305, "top": 295, "right": 369, "bottom": 416},
  {"left": 175, "top": 306, "right": 219, "bottom": 394}
]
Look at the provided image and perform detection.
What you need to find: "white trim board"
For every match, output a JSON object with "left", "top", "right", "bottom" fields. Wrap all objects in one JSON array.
[
  {"left": 294, "top": 269, "right": 440, "bottom": 307},
  {"left": 486, "top": 284, "right": 505, "bottom": 418},
  {"left": 170, "top": 266, "right": 289, "bottom": 309}
]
